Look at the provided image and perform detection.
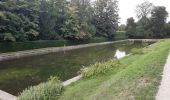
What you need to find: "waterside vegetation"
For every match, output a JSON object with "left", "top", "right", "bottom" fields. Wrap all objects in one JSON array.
[
  {"left": 58, "top": 39, "right": 170, "bottom": 100},
  {"left": 18, "top": 39, "right": 170, "bottom": 100}
]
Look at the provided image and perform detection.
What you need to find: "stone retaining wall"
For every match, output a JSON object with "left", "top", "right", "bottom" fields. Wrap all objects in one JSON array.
[
  {"left": 0, "top": 40, "right": 127, "bottom": 61},
  {"left": 0, "top": 39, "right": 160, "bottom": 61}
]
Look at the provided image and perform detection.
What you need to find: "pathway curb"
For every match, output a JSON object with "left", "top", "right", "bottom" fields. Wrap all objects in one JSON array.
[{"left": 156, "top": 53, "right": 170, "bottom": 100}]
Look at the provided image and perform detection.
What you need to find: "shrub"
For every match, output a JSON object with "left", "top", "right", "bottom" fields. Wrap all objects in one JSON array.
[
  {"left": 81, "top": 59, "right": 120, "bottom": 78},
  {"left": 18, "top": 77, "right": 63, "bottom": 100},
  {"left": 131, "top": 48, "right": 144, "bottom": 55}
]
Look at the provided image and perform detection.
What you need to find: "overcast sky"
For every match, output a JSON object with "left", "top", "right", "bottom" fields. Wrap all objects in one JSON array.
[{"left": 119, "top": 0, "right": 170, "bottom": 24}]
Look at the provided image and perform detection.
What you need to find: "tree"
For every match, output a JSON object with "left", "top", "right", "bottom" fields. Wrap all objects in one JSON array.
[
  {"left": 135, "top": 1, "right": 153, "bottom": 19},
  {"left": 150, "top": 6, "right": 168, "bottom": 38},
  {"left": 93, "top": 0, "right": 119, "bottom": 39},
  {"left": 126, "top": 17, "right": 136, "bottom": 38},
  {"left": 61, "top": 6, "right": 81, "bottom": 40},
  {"left": 118, "top": 24, "right": 126, "bottom": 31},
  {"left": 70, "top": 0, "right": 96, "bottom": 39},
  {"left": 0, "top": 0, "right": 40, "bottom": 41},
  {"left": 136, "top": 16, "right": 153, "bottom": 38},
  {"left": 0, "top": 0, "right": 120, "bottom": 42},
  {"left": 39, "top": 0, "right": 57, "bottom": 40},
  {"left": 165, "top": 22, "right": 170, "bottom": 36}
]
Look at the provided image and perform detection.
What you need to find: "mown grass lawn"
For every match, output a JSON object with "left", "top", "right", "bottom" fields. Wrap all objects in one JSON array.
[{"left": 59, "top": 39, "right": 170, "bottom": 100}]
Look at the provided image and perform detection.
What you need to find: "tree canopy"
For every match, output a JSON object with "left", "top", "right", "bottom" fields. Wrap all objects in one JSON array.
[
  {"left": 150, "top": 6, "right": 168, "bottom": 38},
  {"left": 93, "top": 0, "right": 119, "bottom": 39},
  {"left": 135, "top": 1, "right": 153, "bottom": 19},
  {"left": 126, "top": 1, "right": 169, "bottom": 39},
  {"left": 0, "top": 0, "right": 119, "bottom": 42},
  {"left": 126, "top": 17, "right": 136, "bottom": 38}
]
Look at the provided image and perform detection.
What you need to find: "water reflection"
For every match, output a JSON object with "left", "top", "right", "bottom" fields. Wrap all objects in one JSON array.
[{"left": 114, "top": 49, "right": 126, "bottom": 59}]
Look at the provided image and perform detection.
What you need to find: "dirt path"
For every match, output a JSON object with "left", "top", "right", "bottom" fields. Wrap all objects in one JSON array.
[{"left": 156, "top": 53, "right": 170, "bottom": 100}]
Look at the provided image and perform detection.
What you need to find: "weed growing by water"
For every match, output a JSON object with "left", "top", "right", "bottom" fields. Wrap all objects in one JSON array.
[
  {"left": 18, "top": 76, "right": 63, "bottom": 100},
  {"left": 81, "top": 59, "right": 120, "bottom": 78}
]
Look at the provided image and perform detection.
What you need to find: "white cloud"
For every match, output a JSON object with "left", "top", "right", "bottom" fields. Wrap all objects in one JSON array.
[{"left": 119, "top": 0, "right": 170, "bottom": 24}]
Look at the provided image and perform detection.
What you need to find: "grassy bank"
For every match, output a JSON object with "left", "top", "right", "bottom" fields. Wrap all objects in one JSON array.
[{"left": 59, "top": 39, "right": 170, "bottom": 100}]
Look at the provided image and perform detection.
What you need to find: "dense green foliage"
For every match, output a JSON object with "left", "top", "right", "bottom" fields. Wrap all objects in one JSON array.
[
  {"left": 118, "top": 24, "right": 126, "bottom": 31},
  {"left": 93, "top": 0, "right": 119, "bottom": 39},
  {"left": 126, "top": 17, "right": 136, "bottom": 38},
  {"left": 165, "top": 22, "right": 170, "bottom": 36},
  {"left": 150, "top": 6, "right": 168, "bottom": 38},
  {"left": 136, "top": 16, "right": 152, "bottom": 38},
  {"left": 59, "top": 39, "right": 170, "bottom": 100},
  {"left": 18, "top": 77, "right": 63, "bottom": 100},
  {"left": 0, "top": 0, "right": 119, "bottom": 42},
  {"left": 114, "top": 31, "right": 127, "bottom": 40},
  {"left": 126, "top": 1, "right": 169, "bottom": 39},
  {"left": 81, "top": 59, "right": 119, "bottom": 78}
]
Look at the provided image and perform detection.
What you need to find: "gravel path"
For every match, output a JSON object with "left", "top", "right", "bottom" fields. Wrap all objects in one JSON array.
[
  {"left": 156, "top": 53, "right": 170, "bottom": 100},
  {"left": 0, "top": 90, "right": 17, "bottom": 100}
]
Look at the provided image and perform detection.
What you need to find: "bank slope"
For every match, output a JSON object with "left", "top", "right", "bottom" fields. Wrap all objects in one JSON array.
[{"left": 59, "top": 39, "right": 170, "bottom": 100}]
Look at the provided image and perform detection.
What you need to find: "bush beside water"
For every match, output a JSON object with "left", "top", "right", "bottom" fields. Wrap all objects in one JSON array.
[
  {"left": 18, "top": 77, "right": 63, "bottom": 100},
  {"left": 81, "top": 59, "right": 120, "bottom": 78}
]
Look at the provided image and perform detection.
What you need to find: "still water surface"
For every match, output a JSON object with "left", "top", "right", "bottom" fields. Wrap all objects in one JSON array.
[{"left": 0, "top": 41, "right": 150, "bottom": 95}]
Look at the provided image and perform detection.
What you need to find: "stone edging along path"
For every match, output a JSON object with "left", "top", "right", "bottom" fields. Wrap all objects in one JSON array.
[
  {"left": 0, "top": 39, "right": 159, "bottom": 62},
  {"left": 156, "top": 53, "right": 170, "bottom": 100}
]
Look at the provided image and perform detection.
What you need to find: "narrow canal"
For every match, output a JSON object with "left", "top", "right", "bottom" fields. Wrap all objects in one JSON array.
[{"left": 0, "top": 41, "right": 151, "bottom": 95}]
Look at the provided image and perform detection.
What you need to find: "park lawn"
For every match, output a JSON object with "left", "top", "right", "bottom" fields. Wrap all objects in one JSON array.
[{"left": 59, "top": 39, "right": 170, "bottom": 100}]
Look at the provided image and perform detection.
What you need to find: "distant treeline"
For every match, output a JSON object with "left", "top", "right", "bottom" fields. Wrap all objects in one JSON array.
[
  {"left": 120, "top": 1, "right": 170, "bottom": 39},
  {"left": 0, "top": 0, "right": 119, "bottom": 42}
]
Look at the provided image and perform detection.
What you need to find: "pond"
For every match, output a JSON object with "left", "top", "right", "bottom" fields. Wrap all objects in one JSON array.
[{"left": 0, "top": 41, "right": 151, "bottom": 95}]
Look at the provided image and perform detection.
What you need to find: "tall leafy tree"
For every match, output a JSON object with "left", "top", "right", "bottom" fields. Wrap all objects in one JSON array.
[
  {"left": 93, "top": 0, "right": 119, "bottom": 38},
  {"left": 135, "top": 1, "right": 153, "bottom": 19},
  {"left": 61, "top": 6, "right": 81, "bottom": 40},
  {"left": 135, "top": 1, "right": 153, "bottom": 38},
  {"left": 0, "top": 0, "right": 39, "bottom": 41},
  {"left": 126, "top": 17, "right": 136, "bottom": 38},
  {"left": 39, "top": 0, "right": 56, "bottom": 40},
  {"left": 39, "top": 0, "right": 68, "bottom": 40},
  {"left": 165, "top": 22, "right": 170, "bottom": 36},
  {"left": 150, "top": 6, "right": 168, "bottom": 38},
  {"left": 136, "top": 16, "right": 153, "bottom": 38},
  {"left": 70, "top": 0, "right": 96, "bottom": 39}
]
